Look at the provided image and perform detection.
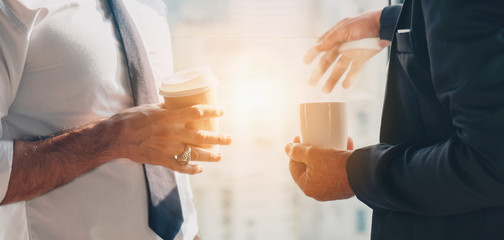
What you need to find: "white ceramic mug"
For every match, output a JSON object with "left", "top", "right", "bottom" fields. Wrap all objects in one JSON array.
[{"left": 299, "top": 102, "right": 348, "bottom": 149}]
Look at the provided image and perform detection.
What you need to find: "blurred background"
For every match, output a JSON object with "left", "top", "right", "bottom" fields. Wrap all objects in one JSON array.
[{"left": 163, "top": 0, "right": 391, "bottom": 239}]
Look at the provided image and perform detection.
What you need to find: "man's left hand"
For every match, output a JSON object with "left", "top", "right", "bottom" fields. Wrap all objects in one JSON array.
[{"left": 285, "top": 136, "right": 355, "bottom": 201}]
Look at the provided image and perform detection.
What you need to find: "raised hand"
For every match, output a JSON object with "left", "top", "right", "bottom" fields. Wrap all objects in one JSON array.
[{"left": 304, "top": 9, "right": 391, "bottom": 92}]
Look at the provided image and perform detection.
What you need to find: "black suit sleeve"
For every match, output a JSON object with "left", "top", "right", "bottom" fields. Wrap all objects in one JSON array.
[
  {"left": 379, "top": 5, "right": 402, "bottom": 41},
  {"left": 347, "top": 0, "right": 504, "bottom": 216}
]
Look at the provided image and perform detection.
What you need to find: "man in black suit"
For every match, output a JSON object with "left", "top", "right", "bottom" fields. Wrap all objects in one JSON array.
[{"left": 285, "top": 0, "right": 504, "bottom": 239}]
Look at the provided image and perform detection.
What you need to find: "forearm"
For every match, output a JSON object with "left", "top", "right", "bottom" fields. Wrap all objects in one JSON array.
[
  {"left": 0, "top": 103, "right": 232, "bottom": 204},
  {"left": 1, "top": 119, "right": 117, "bottom": 204},
  {"left": 347, "top": 137, "right": 504, "bottom": 216}
]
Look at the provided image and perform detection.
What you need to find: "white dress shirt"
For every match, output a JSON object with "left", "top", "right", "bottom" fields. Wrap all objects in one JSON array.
[{"left": 0, "top": 0, "right": 198, "bottom": 239}]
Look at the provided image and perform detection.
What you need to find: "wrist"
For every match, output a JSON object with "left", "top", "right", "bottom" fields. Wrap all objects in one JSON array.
[
  {"left": 368, "top": 9, "right": 383, "bottom": 38},
  {"left": 104, "top": 109, "right": 152, "bottom": 161},
  {"left": 342, "top": 151, "right": 356, "bottom": 197},
  {"left": 101, "top": 121, "right": 121, "bottom": 164}
]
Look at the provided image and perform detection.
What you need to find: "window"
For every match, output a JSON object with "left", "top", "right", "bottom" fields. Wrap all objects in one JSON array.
[{"left": 165, "top": 0, "right": 389, "bottom": 239}]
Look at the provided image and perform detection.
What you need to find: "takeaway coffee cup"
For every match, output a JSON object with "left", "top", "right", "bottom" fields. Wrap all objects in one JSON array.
[
  {"left": 299, "top": 102, "right": 348, "bottom": 149},
  {"left": 159, "top": 67, "right": 219, "bottom": 131}
]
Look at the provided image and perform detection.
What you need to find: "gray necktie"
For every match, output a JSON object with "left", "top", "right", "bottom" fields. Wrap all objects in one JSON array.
[{"left": 105, "top": 0, "right": 184, "bottom": 239}]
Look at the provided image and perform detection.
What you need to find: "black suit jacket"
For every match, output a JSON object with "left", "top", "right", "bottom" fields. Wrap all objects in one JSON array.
[{"left": 346, "top": 0, "right": 504, "bottom": 239}]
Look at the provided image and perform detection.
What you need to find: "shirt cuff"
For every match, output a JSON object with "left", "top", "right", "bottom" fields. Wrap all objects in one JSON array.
[
  {"left": 0, "top": 141, "right": 13, "bottom": 202},
  {"left": 379, "top": 5, "right": 403, "bottom": 41}
]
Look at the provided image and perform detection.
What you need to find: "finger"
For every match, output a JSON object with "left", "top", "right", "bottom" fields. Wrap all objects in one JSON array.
[
  {"left": 285, "top": 143, "right": 309, "bottom": 164},
  {"left": 309, "top": 47, "right": 340, "bottom": 86},
  {"left": 172, "top": 163, "right": 204, "bottom": 175},
  {"left": 347, "top": 137, "right": 354, "bottom": 151},
  {"left": 342, "top": 59, "right": 364, "bottom": 89},
  {"left": 322, "top": 55, "right": 352, "bottom": 93},
  {"left": 316, "top": 18, "right": 350, "bottom": 51},
  {"left": 294, "top": 136, "right": 301, "bottom": 143},
  {"left": 316, "top": 32, "right": 345, "bottom": 52},
  {"left": 161, "top": 141, "right": 187, "bottom": 156},
  {"left": 317, "top": 28, "right": 335, "bottom": 42},
  {"left": 180, "top": 129, "right": 232, "bottom": 146},
  {"left": 191, "top": 147, "right": 222, "bottom": 162},
  {"left": 303, "top": 47, "right": 320, "bottom": 65},
  {"left": 164, "top": 142, "right": 222, "bottom": 162},
  {"left": 289, "top": 160, "right": 307, "bottom": 186},
  {"left": 167, "top": 105, "right": 225, "bottom": 123}
]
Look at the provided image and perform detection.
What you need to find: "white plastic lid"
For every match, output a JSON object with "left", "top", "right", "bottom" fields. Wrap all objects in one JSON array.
[{"left": 159, "top": 67, "right": 218, "bottom": 98}]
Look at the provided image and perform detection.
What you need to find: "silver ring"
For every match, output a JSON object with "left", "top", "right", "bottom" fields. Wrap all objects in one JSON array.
[{"left": 174, "top": 145, "right": 191, "bottom": 166}]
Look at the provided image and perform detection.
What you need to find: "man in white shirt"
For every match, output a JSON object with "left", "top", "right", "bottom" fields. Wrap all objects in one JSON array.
[{"left": 0, "top": 0, "right": 231, "bottom": 239}]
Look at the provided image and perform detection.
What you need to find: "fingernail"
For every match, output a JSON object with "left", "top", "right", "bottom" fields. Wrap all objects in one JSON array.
[{"left": 197, "top": 165, "right": 204, "bottom": 173}]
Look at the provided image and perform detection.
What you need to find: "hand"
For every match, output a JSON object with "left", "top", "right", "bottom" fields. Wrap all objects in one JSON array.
[
  {"left": 109, "top": 104, "right": 232, "bottom": 174},
  {"left": 304, "top": 9, "right": 391, "bottom": 92},
  {"left": 285, "top": 136, "right": 355, "bottom": 201}
]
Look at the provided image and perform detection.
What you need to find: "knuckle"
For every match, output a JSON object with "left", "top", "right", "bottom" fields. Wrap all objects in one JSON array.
[
  {"left": 195, "top": 132, "right": 208, "bottom": 144},
  {"left": 184, "top": 166, "right": 199, "bottom": 175},
  {"left": 191, "top": 106, "right": 205, "bottom": 119},
  {"left": 179, "top": 165, "right": 191, "bottom": 173},
  {"left": 313, "top": 195, "right": 329, "bottom": 202},
  {"left": 334, "top": 61, "right": 347, "bottom": 70},
  {"left": 302, "top": 187, "right": 316, "bottom": 199},
  {"left": 174, "top": 166, "right": 188, "bottom": 174},
  {"left": 163, "top": 127, "right": 177, "bottom": 141},
  {"left": 306, "top": 146, "right": 316, "bottom": 159},
  {"left": 192, "top": 151, "right": 200, "bottom": 161},
  {"left": 320, "top": 58, "right": 331, "bottom": 67},
  {"left": 289, "top": 161, "right": 299, "bottom": 174},
  {"left": 303, "top": 187, "right": 326, "bottom": 202},
  {"left": 168, "top": 110, "right": 180, "bottom": 122},
  {"left": 173, "top": 143, "right": 185, "bottom": 155},
  {"left": 340, "top": 55, "right": 352, "bottom": 63}
]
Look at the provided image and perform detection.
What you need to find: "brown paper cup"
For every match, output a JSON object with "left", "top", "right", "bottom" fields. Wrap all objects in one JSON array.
[
  {"left": 160, "top": 67, "right": 219, "bottom": 132},
  {"left": 163, "top": 89, "right": 218, "bottom": 131}
]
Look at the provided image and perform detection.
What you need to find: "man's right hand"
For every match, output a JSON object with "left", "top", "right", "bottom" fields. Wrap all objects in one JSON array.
[
  {"left": 109, "top": 103, "right": 232, "bottom": 175},
  {"left": 2, "top": 103, "right": 231, "bottom": 205},
  {"left": 304, "top": 9, "right": 391, "bottom": 92}
]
